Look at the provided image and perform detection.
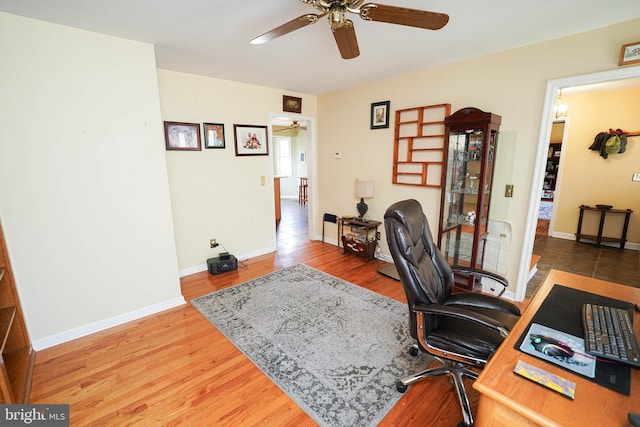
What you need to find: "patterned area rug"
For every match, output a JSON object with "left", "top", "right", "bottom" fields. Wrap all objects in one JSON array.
[
  {"left": 191, "top": 264, "right": 429, "bottom": 427},
  {"left": 539, "top": 200, "right": 553, "bottom": 220}
]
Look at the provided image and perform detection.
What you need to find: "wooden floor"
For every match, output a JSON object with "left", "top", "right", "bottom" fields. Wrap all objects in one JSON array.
[{"left": 29, "top": 200, "right": 505, "bottom": 426}]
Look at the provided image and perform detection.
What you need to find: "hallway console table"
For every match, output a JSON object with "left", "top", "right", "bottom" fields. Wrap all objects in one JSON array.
[{"left": 575, "top": 204, "right": 633, "bottom": 249}]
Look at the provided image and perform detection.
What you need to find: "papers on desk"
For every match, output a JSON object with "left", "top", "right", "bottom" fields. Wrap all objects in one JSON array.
[{"left": 519, "top": 323, "right": 596, "bottom": 378}]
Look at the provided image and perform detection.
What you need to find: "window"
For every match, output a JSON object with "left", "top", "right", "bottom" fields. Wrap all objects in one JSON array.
[{"left": 274, "top": 137, "right": 292, "bottom": 177}]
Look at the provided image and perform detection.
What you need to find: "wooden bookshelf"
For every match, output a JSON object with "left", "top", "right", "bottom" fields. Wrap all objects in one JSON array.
[{"left": 0, "top": 220, "right": 35, "bottom": 403}]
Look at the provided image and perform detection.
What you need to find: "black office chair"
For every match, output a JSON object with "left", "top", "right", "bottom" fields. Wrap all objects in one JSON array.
[{"left": 384, "top": 199, "right": 521, "bottom": 427}]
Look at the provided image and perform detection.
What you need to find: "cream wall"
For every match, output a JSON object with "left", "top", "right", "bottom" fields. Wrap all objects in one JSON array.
[
  {"left": 316, "top": 18, "right": 640, "bottom": 295},
  {"left": 0, "top": 13, "right": 183, "bottom": 345},
  {"left": 553, "top": 87, "right": 640, "bottom": 243},
  {"left": 156, "top": 71, "right": 317, "bottom": 273}
]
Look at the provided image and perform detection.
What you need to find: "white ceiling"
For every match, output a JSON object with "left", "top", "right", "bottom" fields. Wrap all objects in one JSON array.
[{"left": 1, "top": 0, "right": 640, "bottom": 95}]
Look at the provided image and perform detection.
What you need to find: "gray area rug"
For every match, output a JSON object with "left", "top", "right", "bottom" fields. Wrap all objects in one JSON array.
[{"left": 191, "top": 264, "right": 429, "bottom": 427}]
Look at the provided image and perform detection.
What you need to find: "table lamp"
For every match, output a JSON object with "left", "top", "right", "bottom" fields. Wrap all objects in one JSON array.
[{"left": 355, "top": 179, "right": 374, "bottom": 220}]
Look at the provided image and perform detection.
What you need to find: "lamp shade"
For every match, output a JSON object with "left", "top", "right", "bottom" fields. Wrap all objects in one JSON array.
[{"left": 355, "top": 180, "right": 374, "bottom": 199}]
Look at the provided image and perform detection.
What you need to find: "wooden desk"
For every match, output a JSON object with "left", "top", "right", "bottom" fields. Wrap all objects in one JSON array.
[{"left": 474, "top": 270, "right": 640, "bottom": 426}]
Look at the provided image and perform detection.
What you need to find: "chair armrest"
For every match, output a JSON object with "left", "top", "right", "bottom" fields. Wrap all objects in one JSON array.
[
  {"left": 445, "top": 293, "right": 521, "bottom": 316},
  {"left": 451, "top": 265, "right": 508, "bottom": 288},
  {"left": 451, "top": 265, "right": 508, "bottom": 296},
  {"left": 414, "top": 303, "right": 511, "bottom": 338}
]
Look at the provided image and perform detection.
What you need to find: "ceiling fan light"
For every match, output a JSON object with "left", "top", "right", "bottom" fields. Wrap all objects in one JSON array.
[{"left": 329, "top": 8, "right": 347, "bottom": 28}]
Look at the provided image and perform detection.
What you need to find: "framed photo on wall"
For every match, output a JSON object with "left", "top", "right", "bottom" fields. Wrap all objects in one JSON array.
[
  {"left": 370, "top": 100, "right": 390, "bottom": 129},
  {"left": 203, "top": 123, "right": 225, "bottom": 149},
  {"left": 283, "top": 95, "right": 302, "bottom": 113},
  {"left": 164, "top": 122, "right": 201, "bottom": 151},
  {"left": 619, "top": 41, "right": 640, "bottom": 66},
  {"left": 234, "top": 124, "right": 269, "bottom": 156}
]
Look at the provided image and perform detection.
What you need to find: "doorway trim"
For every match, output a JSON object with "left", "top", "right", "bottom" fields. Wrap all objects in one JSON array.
[
  {"left": 268, "top": 112, "right": 317, "bottom": 241},
  {"left": 516, "top": 65, "right": 640, "bottom": 301}
]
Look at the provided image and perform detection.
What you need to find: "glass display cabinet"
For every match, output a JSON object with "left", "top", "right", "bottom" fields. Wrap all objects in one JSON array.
[{"left": 438, "top": 107, "right": 502, "bottom": 291}]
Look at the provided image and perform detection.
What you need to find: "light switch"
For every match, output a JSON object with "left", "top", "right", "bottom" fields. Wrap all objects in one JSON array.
[
  {"left": 633, "top": 173, "right": 640, "bottom": 182},
  {"left": 505, "top": 184, "right": 514, "bottom": 198},
  {"left": 260, "top": 176, "right": 265, "bottom": 186}
]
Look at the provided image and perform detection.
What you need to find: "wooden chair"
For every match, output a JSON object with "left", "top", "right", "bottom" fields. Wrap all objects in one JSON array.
[{"left": 298, "top": 177, "right": 308, "bottom": 205}]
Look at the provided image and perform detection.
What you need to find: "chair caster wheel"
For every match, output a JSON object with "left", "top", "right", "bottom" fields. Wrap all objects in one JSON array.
[
  {"left": 396, "top": 381, "right": 408, "bottom": 393},
  {"left": 408, "top": 345, "right": 419, "bottom": 357}
]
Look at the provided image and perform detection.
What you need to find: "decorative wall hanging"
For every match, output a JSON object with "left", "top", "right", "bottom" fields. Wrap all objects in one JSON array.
[
  {"left": 283, "top": 95, "right": 302, "bottom": 113},
  {"left": 370, "top": 100, "right": 390, "bottom": 129},
  {"left": 203, "top": 123, "right": 225, "bottom": 149},
  {"left": 234, "top": 124, "right": 269, "bottom": 156},
  {"left": 164, "top": 122, "right": 201, "bottom": 151},
  {"left": 392, "top": 103, "right": 451, "bottom": 187},
  {"left": 618, "top": 41, "right": 640, "bottom": 66}
]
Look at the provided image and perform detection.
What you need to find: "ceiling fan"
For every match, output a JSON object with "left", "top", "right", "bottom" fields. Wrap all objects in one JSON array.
[
  {"left": 273, "top": 120, "right": 307, "bottom": 134},
  {"left": 251, "top": 0, "right": 449, "bottom": 59}
]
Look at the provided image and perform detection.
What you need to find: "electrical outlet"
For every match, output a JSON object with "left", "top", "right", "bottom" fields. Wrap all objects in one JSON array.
[
  {"left": 633, "top": 173, "right": 640, "bottom": 182},
  {"left": 333, "top": 151, "right": 342, "bottom": 159},
  {"left": 210, "top": 238, "right": 218, "bottom": 248}
]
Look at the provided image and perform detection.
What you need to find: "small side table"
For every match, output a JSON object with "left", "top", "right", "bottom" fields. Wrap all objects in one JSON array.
[
  {"left": 339, "top": 217, "right": 381, "bottom": 261},
  {"left": 576, "top": 205, "right": 633, "bottom": 249}
]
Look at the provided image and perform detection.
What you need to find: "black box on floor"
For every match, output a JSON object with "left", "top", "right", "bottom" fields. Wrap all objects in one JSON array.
[{"left": 207, "top": 254, "right": 237, "bottom": 274}]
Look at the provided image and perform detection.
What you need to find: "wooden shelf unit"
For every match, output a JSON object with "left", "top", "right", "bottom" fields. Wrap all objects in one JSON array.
[{"left": 0, "top": 220, "right": 35, "bottom": 403}]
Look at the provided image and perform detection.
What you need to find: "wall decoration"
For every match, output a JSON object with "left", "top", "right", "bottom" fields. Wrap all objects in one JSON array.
[
  {"left": 234, "top": 124, "right": 269, "bottom": 156},
  {"left": 370, "top": 100, "right": 390, "bottom": 129},
  {"left": 203, "top": 123, "right": 225, "bottom": 149},
  {"left": 283, "top": 95, "right": 302, "bottom": 113},
  {"left": 164, "top": 122, "right": 201, "bottom": 151},
  {"left": 392, "top": 103, "right": 451, "bottom": 187},
  {"left": 619, "top": 41, "right": 640, "bottom": 66}
]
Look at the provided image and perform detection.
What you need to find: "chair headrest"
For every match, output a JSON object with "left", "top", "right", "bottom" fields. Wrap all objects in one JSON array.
[{"left": 384, "top": 199, "right": 425, "bottom": 244}]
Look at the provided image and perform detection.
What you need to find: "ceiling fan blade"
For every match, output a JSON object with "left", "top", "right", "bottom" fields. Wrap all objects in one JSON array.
[
  {"left": 251, "top": 13, "right": 325, "bottom": 44},
  {"left": 359, "top": 4, "right": 449, "bottom": 30},
  {"left": 332, "top": 20, "right": 360, "bottom": 59}
]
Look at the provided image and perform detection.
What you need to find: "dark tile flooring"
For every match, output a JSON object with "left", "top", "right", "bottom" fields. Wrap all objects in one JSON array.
[{"left": 526, "top": 234, "right": 640, "bottom": 299}]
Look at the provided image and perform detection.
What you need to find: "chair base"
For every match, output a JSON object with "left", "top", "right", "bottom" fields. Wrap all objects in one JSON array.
[{"left": 397, "top": 355, "right": 479, "bottom": 427}]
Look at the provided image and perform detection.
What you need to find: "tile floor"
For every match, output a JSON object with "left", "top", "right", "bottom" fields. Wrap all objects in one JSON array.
[
  {"left": 276, "top": 198, "right": 309, "bottom": 249},
  {"left": 526, "top": 234, "right": 640, "bottom": 299}
]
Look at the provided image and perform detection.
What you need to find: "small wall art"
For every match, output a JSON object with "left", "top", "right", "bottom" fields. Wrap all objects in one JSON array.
[
  {"left": 619, "top": 41, "right": 640, "bottom": 66},
  {"left": 370, "top": 100, "right": 390, "bottom": 129},
  {"left": 283, "top": 95, "right": 302, "bottom": 113},
  {"left": 164, "top": 122, "right": 201, "bottom": 151},
  {"left": 203, "top": 123, "right": 225, "bottom": 149},
  {"left": 234, "top": 124, "right": 269, "bottom": 156}
]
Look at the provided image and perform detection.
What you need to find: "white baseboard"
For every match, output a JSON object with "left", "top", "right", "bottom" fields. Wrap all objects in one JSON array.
[
  {"left": 550, "top": 231, "right": 639, "bottom": 250},
  {"left": 32, "top": 296, "right": 186, "bottom": 351}
]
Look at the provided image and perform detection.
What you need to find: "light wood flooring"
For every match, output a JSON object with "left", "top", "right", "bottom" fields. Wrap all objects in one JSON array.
[{"left": 30, "top": 199, "right": 499, "bottom": 426}]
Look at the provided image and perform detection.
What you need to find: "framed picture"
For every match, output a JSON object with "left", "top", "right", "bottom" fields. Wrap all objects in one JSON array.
[
  {"left": 619, "top": 41, "right": 640, "bottom": 66},
  {"left": 283, "top": 95, "right": 302, "bottom": 113},
  {"left": 203, "top": 123, "right": 225, "bottom": 149},
  {"left": 234, "top": 124, "right": 269, "bottom": 156},
  {"left": 370, "top": 100, "right": 390, "bottom": 129},
  {"left": 164, "top": 122, "right": 201, "bottom": 151}
]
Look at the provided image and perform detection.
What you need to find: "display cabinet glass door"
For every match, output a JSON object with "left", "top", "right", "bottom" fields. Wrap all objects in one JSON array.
[{"left": 440, "top": 129, "right": 496, "bottom": 268}]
